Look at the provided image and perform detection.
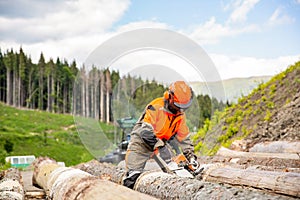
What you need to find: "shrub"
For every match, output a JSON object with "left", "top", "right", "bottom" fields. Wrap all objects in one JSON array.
[
  {"left": 4, "top": 139, "right": 14, "bottom": 154},
  {"left": 264, "top": 110, "right": 272, "bottom": 121}
]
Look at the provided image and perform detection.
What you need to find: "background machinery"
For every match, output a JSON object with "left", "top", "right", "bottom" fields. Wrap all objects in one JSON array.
[{"left": 99, "top": 117, "right": 137, "bottom": 164}]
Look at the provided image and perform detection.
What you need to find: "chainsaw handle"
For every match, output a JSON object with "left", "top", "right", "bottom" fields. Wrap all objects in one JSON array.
[{"left": 151, "top": 148, "right": 159, "bottom": 158}]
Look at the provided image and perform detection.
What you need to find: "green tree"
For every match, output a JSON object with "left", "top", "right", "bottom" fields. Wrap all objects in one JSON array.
[
  {"left": 0, "top": 48, "right": 6, "bottom": 102},
  {"left": 18, "top": 47, "right": 26, "bottom": 107},
  {"left": 38, "top": 52, "right": 46, "bottom": 110}
]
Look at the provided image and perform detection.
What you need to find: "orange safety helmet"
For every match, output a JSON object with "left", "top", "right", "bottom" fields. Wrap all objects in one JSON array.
[{"left": 164, "top": 81, "right": 193, "bottom": 109}]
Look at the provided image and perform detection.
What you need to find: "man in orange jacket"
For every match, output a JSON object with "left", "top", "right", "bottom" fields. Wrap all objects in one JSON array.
[{"left": 123, "top": 81, "right": 200, "bottom": 189}]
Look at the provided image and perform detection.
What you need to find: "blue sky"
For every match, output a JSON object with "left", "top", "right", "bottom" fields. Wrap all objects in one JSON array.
[
  {"left": 115, "top": 0, "right": 300, "bottom": 58},
  {"left": 0, "top": 0, "right": 299, "bottom": 80}
]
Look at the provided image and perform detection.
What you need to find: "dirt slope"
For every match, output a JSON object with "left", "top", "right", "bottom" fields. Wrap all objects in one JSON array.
[
  {"left": 241, "top": 61, "right": 300, "bottom": 149},
  {"left": 194, "top": 61, "right": 300, "bottom": 154}
]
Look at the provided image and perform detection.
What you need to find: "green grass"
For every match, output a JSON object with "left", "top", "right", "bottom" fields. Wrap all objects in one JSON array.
[{"left": 0, "top": 102, "right": 115, "bottom": 169}]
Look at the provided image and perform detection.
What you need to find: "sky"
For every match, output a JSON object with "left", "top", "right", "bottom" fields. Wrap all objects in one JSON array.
[{"left": 1, "top": 0, "right": 300, "bottom": 81}]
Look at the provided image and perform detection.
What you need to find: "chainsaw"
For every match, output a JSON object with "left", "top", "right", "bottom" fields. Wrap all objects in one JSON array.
[{"left": 152, "top": 149, "right": 203, "bottom": 178}]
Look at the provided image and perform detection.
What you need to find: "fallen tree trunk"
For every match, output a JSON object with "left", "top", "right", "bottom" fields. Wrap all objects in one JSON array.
[
  {"left": 32, "top": 157, "right": 157, "bottom": 200},
  {"left": 0, "top": 168, "right": 24, "bottom": 200},
  {"left": 203, "top": 165, "right": 300, "bottom": 197},
  {"left": 217, "top": 147, "right": 300, "bottom": 160},
  {"left": 76, "top": 160, "right": 296, "bottom": 199},
  {"left": 76, "top": 161, "right": 209, "bottom": 199},
  {"left": 249, "top": 141, "right": 300, "bottom": 153},
  {"left": 207, "top": 154, "right": 300, "bottom": 169}
]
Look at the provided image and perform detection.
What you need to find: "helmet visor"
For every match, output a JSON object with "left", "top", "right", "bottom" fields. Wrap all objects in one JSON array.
[{"left": 174, "top": 99, "right": 193, "bottom": 109}]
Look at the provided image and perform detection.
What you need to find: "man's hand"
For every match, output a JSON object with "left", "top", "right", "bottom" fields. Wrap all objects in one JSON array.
[
  {"left": 189, "top": 157, "right": 203, "bottom": 175},
  {"left": 154, "top": 138, "right": 165, "bottom": 149},
  {"left": 183, "top": 149, "right": 203, "bottom": 175}
]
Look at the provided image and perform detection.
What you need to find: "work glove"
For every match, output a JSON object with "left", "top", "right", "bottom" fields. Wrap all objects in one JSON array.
[
  {"left": 183, "top": 149, "right": 196, "bottom": 161},
  {"left": 154, "top": 138, "right": 165, "bottom": 149},
  {"left": 183, "top": 149, "right": 203, "bottom": 175},
  {"left": 189, "top": 157, "right": 200, "bottom": 171}
]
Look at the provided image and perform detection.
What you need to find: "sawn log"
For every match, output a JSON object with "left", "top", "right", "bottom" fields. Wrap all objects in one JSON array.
[
  {"left": 0, "top": 168, "right": 24, "bottom": 200},
  {"left": 32, "top": 157, "right": 157, "bottom": 200},
  {"left": 76, "top": 160, "right": 298, "bottom": 199},
  {"left": 217, "top": 147, "right": 300, "bottom": 160},
  {"left": 203, "top": 164, "right": 300, "bottom": 197}
]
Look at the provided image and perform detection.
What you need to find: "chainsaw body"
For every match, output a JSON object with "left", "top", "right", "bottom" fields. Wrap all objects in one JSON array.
[{"left": 152, "top": 150, "right": 203, "bottom": 178}]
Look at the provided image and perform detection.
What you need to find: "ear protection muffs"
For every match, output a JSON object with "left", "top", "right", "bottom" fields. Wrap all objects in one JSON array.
[
  {"left": 164, "top": 90, "right": 176, "bottom": 101},
  {"left": 163, "top": 90, "right": 171, "bottom": 100}
]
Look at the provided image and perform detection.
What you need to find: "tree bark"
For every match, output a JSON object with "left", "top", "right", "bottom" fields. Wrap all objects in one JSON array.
[
  {"left": 100, "top": 71, "right": 105, "bottom": 122},
  {"left": 63, "top": 83, "right": 67, "bottom": 114},
  {"left": 80, "top": 67, "right": 86, "bottom": 117},
  {"left": 217, "top": 147, "right": 300, "bottom": 160},
  {"left": 51, "top": 73, "right": 55, "bottom": 113},
  {"left": 0, "top": 168, "right": 24, "bottom": 200},
  {"left": 85, "top": 75, "right": 89, "bottom": 117},
  {"left": 90, "top": 72, "right": 94, "bottom": 118},
  {"left": 94, "top": 71, "right": 99, "bottom": 120},
  {"left": 76, "top": 160, "right": 300, "bottom": 198},
  {"left": 47, "top": 74, "right": 51, "bottom": 112},
  {"left": 249, "top": 141, "right": 300, "bottom": 153},
  {"left": 6, "top": 68, "right": 11, "bottom": 105},
  {"left": 106, "top": 70, "right": 112, "bottom": 123},
  {"left": 32, "top": 157, "right": 157, "bottom": 200},
  {"left": 13, "top": 69, "right": 16, "bottom": 107},
  {"left": 203, "top": 165, "right": 300, "bottom": 197}
]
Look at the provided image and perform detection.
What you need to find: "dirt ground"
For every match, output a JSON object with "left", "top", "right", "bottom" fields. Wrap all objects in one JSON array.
[{"left": 21, "top": 170, "right": 46, "bottom": 200}]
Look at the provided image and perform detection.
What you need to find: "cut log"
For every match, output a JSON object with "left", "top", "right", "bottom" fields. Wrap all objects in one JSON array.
[
  {"left": 249, "top": 141, "right": 300, "bottom": 153},
  {"left": 32, "top": 157, "right": 156, "bottom": 200},
  {"left": 217, "top": 147, "right": 300, "bottom": 160},
  {"left": 203, "top": 165, "right": 300, "bottom": 197},
  {"left": 0, "top": 168, "right": 24, "bottom": 200},
  {"left": 76, "top": 160, "right": 296, "bottom": 199},
  {"left": 207, "top": 155, "right": 300, "bottom": 169}
]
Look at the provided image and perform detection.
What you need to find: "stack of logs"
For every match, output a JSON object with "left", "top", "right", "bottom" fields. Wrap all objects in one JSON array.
[
  {"left": 0, "top": 168, "right": 24, "bottom": 200},
  {"left": 75, "top": 159, "right": 300, "bottom": 199},
  {"left": 1, "top": 141, "right": 299, "bottom": 199},
  {"left": 31, "top": 157, "right": 156, "bottom": 200},
  {"left": 31, "top": 154, "right": 300, "bottom": 199}
]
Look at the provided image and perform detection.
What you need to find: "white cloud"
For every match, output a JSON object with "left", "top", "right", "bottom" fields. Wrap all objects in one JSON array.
[
  {"left": 210, "top": 53, "right": 300, "bottom": 80},
  {"left": 0, "top": 0, "right": 131, "bottom": 64},
  {"left": 186, "top": 17, "right": 259, "bottom": 45},
  {"left": 0, "top": 0, "right": 130, "bottom": 43},
  {"left": 226, "top": 0, "right": 260, "bottom": 24},
  {"left": 109, "top": 50, "right": 203, "bottom": 83},
  {"left": 268, "top": 7, "right": 295, "bottom": 26},
  {"left": 115, "top": 20, "right": 170, "bottom": 33},
  {"left": 1, "top": 0, "right": 299, "bottom": 84}
]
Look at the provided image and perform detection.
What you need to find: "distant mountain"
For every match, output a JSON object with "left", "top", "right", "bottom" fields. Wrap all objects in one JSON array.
[{"left": 190, "top": 76, "right": 272, "bottom": 103}]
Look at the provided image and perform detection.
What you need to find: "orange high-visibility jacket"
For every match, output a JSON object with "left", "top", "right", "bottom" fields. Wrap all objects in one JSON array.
[{"left": 141, "top": 97, "right": 189, "bottom": 142}]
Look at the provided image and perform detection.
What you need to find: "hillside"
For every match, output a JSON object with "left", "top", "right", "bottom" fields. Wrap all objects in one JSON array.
[
  {"left": 193, "top": 61, "right": 300, "bottom": 155},
  {"left": 190, "top": 76, "right": 271, "bottom": 103},
  {"left": 0, "top": 103, "right": 114, "bottom": 167}
]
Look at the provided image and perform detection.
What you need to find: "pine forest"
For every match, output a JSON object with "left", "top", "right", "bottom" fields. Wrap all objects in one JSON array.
[{"left": 0, "top": 47, "right": 225, "bottom": 129}]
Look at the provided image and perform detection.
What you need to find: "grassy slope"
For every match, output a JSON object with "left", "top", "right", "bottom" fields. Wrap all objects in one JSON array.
[
  {"left": 193, "top": 61, "right": 300, "bottom": 155},
  {"left": 0, "top": 103, "right": 115, "bottom": 168}
]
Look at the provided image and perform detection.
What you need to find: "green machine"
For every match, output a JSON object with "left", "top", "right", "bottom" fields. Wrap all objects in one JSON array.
[{"left": 99, "top": 117, "right": 137, "bottom": 164}]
